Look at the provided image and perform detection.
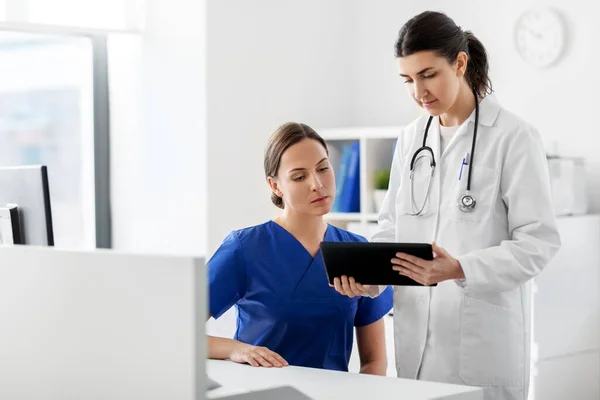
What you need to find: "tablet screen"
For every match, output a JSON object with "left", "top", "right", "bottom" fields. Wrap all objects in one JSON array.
[{"left": 320, "top": 241, "right": 435, "bottom": 286}]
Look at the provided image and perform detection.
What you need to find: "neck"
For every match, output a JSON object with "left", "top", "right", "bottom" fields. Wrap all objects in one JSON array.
[
  {"left": 440, "top": 83, "right": 477, "bottom": 127},
  {"left": 275, "top": 210, "right": 327, "bottom": 241}
]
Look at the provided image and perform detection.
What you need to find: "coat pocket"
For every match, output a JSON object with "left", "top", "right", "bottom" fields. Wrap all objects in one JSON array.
[
  {"left": 459, "top": 295, "right": 525, "bottom": 387},
  {"left": 449, "top": 165, "right": 500, "bottom": 224}
]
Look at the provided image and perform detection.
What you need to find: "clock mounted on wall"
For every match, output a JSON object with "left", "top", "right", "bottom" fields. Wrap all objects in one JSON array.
[{"left": 514, "top": 7, "right": 567, "bottom": 68}]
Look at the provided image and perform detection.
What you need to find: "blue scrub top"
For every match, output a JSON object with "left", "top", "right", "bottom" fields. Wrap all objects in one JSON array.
[{"left": 208, "top": 221, "right": 394, "bottom": 371}]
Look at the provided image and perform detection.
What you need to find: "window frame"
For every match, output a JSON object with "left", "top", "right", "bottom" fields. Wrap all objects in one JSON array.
[{"left": 0, "top": 24, "right": 113, "bottom": 248}]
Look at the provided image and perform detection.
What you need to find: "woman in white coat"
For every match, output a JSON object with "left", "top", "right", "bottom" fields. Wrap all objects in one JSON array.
[{"left": 333, "top": 11, "right": 561, "bottom": 400}]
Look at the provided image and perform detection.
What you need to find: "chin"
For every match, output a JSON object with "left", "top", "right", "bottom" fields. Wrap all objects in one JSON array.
[
  {"left": 418, "top": 101, "right": 447, "bottom": 116},
  {"left": 311, "top": 204, "right": 332, "bottom": 216},
  {"left": 423, "top": 107, "right": 444, "bottom": 117}
]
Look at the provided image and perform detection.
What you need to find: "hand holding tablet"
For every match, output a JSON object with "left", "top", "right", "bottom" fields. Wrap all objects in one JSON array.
[{"left": 320, "top": 241, "right": 435, "bottom": 287}]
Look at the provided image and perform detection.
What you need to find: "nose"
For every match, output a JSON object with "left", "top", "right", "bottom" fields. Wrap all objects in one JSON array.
[
  {"left": 414, "top": 80, "right": 427, "bottom": 102},
  {"left": 310, "top": 173, "right": 324, "bottom": 191}
]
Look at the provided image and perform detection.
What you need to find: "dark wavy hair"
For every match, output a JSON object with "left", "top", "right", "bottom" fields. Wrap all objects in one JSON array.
[{"left": 395, "top": 11, "right": 493, "bottom": 96}]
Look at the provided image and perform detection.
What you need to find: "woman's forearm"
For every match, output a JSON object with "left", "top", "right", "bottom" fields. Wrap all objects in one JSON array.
[
  {"left": 207, "top": 336, "right": 244, "bottom": 360},
  {"left": 359, "top": 359, "right": 388, "bottom": 376},
  {"left": 356, "top": 318, "right": 388, "bottom": 376}
]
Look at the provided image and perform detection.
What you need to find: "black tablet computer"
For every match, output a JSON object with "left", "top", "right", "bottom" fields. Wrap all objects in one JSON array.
[{"left": 320, "top": 241, "right": 435, "bottom": 286}]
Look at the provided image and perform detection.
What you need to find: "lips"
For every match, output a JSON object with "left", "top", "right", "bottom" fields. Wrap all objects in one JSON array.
[
  {"left": 311, "top": 196, "right": 328, "bottom": 203},
  {"left": 421, "top": 99, "right": 437, "bottom": 108}
]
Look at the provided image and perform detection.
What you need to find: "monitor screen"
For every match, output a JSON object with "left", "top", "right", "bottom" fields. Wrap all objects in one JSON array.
[{"left": 0, "top": 165, "right": 54, "bottom": 246}]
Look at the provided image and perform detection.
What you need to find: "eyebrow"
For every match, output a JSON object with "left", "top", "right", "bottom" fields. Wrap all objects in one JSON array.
[
  {"left": 289, "top": 157, "right": 328, "bottom": 173},
  {"left": 399, "top": 67, "right": 434, "bottom": 78}
]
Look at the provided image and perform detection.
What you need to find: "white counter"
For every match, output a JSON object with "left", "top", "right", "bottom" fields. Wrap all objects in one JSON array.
[
  {"left": 207, "top": 360, "right": 483, "bottom": 400},
  {"left": 530, "top": 214, "right": 600, "bottom": 399}
]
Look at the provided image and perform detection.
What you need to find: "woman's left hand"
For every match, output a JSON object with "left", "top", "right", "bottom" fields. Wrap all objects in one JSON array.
[{"left": 392, "top": 242, "right": 465, "bottom": 286}]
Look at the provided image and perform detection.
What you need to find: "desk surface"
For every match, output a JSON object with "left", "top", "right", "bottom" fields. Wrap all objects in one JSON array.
[{"left": 207, "top": 360, "right": 483, "bottom": 400}]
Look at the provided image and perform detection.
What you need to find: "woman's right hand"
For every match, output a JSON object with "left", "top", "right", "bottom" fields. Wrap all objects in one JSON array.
[
  {"left": 332, "top": 275, "right": 371, "bottom": 298},
  {"left": 229, "top": 342, "right": 289, "bottom": 368}
]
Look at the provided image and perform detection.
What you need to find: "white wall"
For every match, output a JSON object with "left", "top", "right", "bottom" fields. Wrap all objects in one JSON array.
[
  {"left": 205, "top": 0, "right": 355, "bottom": 255},
  {"left": 353, "top": 0, "right": 600, "bottom": 212},
  {"left": 206, "top": 0, "right": 600, "bottom": 255},
  {"left": 203, "top": 0, "right": 600, "bottom": 344},
  {"left": 110, "top": 0, "right": 207, "bottom": 256}
]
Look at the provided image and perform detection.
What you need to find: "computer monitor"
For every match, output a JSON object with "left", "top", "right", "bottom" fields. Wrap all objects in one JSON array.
[
  {"left": 0, "top": 246, "right": 206, "bottom": 399},
  {"left": 0, "top": 165, "right": 54, "bottom": 246}
]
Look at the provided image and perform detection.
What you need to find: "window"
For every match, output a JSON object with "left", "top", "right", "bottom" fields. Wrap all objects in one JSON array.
[{"left": 0, "top": 31, "right": 109, "bottom": 248}]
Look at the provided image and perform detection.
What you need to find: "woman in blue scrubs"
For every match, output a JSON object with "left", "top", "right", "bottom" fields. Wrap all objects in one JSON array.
[{"left": 207, "top": 122, "right": 394, "bottom": 374}]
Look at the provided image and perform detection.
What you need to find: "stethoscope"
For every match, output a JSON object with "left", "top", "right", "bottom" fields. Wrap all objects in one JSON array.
[{"left": 409, "top": 87, "right": 479, "bottom": 215}]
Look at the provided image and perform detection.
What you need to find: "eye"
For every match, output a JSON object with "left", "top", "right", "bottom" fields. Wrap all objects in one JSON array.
[
  {"left": 318, "top": 167, "right": 330, "bottom": 173},
  {"left": 293, "top": 175, "right": 305, "bottom": 181},
  {"left": 403, "top": 79, "right": 413, "bottom": 84},
  {"left": 423, "top": 73, "right": 437, "bottom": 79}
]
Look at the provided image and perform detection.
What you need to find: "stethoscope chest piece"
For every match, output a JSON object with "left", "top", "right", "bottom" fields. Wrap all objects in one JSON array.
[{"left": 458, "top": 193, "right": 476, "bottom": 213}]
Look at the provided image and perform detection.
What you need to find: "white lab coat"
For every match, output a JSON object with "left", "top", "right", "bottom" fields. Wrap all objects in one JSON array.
[{"left": 370, "top": 95, "right": 561, "bottom": 400}]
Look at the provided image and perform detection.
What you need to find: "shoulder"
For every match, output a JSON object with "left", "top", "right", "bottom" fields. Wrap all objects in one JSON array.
[
  {"left": 405, "top": 113, "right": 429, "bottom": 131},
  {"left": 210, "top": 222, "right": 275, "bottom": 265},
  {"left": 491, "top": 97, "right": 541, "bottom": 142},
  {"left": 327, "top": 224, "right": 368, "bottom": 243},
  {"left": 226, "top": 221, "right": 274, "bottom": 247},
  {"left": 401, "top": 114, "right": 428, "bottom": 139}
]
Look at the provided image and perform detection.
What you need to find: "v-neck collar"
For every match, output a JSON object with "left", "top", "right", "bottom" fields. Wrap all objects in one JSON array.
[{"left": 269, "top": 220, "right": 331, "bottom": 260}]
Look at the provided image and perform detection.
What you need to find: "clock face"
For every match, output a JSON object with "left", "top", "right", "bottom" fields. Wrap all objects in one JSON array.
[{"left": 514, "top": 7, "right": 566, "bottom": 68}]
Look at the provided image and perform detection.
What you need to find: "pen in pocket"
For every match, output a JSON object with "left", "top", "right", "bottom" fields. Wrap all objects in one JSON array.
[{"left": 458, "top": 153, "right": 469, "bottom": 181}]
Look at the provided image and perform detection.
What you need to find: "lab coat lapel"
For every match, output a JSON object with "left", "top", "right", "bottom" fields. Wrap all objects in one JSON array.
[
  {"left": 440, "top": 94, "right": 501, "bottom": 158},
  {"left": 430, "top": 117, "right": 441, "bottom": 163},
  {"left": 441, "top": 120, "right": 470, "bottom": 159},
  {"left": 438, "top": 94, "right": 500, "bottom": 159},
  {"left": 475, "top": 94, "right": 501, "bottom": 127},
  {"left": 459, "top": 94, "right": 501, "bottom": 132},
  {"left": 429, "top": 118, "right": 442, "bottom": 235}
]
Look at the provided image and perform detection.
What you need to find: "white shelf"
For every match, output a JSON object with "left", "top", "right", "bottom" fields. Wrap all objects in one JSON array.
[
  {"left": 320, "top": 125, "right": 403, "bottom": 141},
  {"left": 320, "top": 126, "right": 400, "bottom": 236},
  {"left": 325, "top": 212, "right": 362, "bottom": 222},
  {"left": 365, "top": 213, "right": 378, "bottom": 221},
  {"left": 325, "top": 212, "right": 379, "bottom": 222}
]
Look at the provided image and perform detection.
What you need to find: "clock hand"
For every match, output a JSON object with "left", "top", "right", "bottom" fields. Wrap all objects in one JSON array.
[{"left": 526, "top": 27, "right": 543, "bottom": 39}]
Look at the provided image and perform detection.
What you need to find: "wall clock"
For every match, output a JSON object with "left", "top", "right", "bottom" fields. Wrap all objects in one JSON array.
[{"left": 514, "top": 7, "right": 566, "bottom": 68}]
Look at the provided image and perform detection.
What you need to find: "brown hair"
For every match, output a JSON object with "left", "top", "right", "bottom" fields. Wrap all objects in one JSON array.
[
  {"left": 264, "top": 122, "right": 328, "bottom": 209},
  {"left": 395, "top": 11, "right": 493, "bottom": 97}
]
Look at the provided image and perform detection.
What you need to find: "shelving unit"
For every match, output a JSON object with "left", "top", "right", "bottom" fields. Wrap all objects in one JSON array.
[{"left": 320, "top": 126, "right": 404, "bottom": 238}]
